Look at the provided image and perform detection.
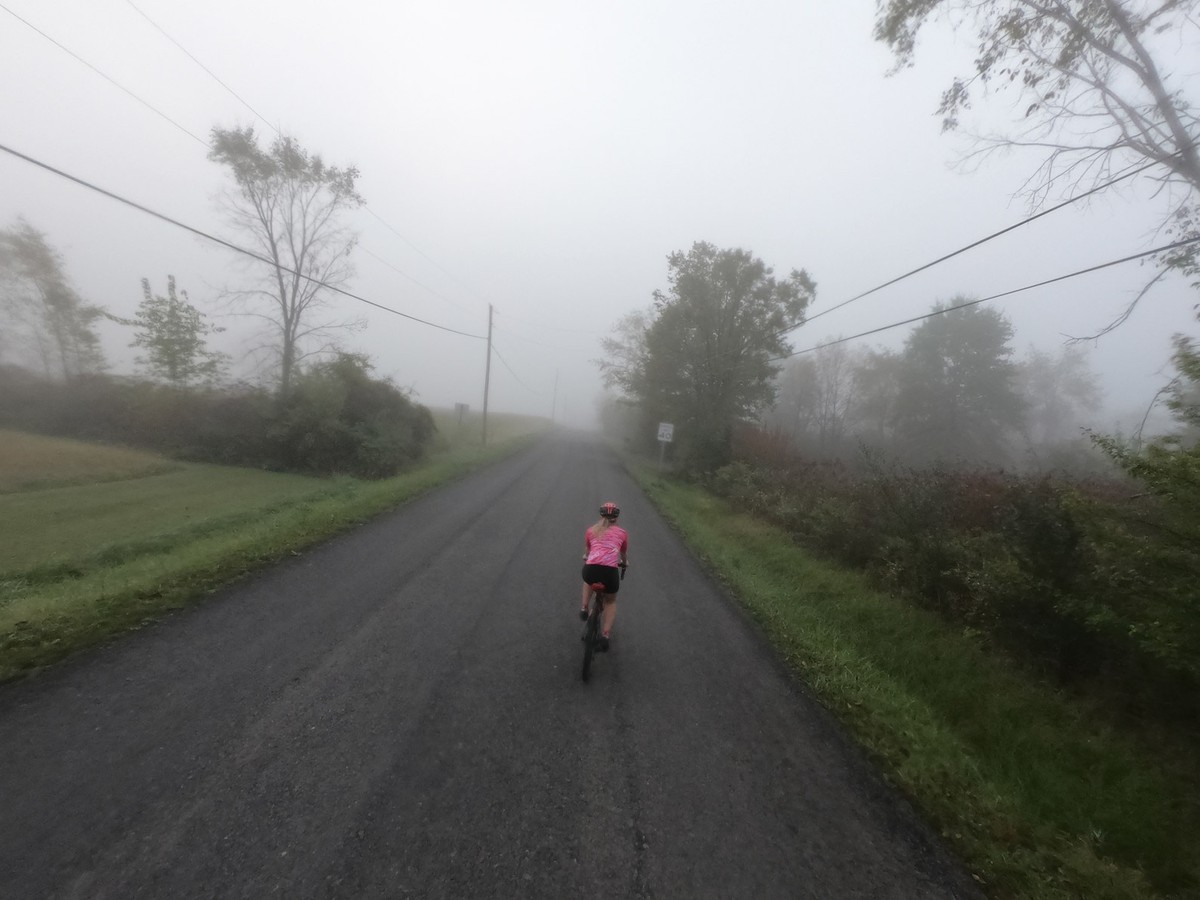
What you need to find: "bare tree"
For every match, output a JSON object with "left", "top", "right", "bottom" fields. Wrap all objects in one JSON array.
[
  {"left": 810, "top": 341, "right": 864, "bottom": 452},
  {"left": 767, "top": 356, "right": 820, "bottom": 438},
  {"left": 208, "top": 127, "right": 364, "bottom": 397},
  {"left": 852, "top": 349, "right": 904, "bottom": 446},
  {"left": 768, "top": 342, "right": 864, "bottom": 456},
  {"left": 1015, "top": 344, "right": 1102, "bottom": 446},
  {"left": 598, "top": 307, "right": 653, "bottom": 401},
  {"left": 876, "top": 0, "right": 1198, "bottom": 192},
  {"left": 875, "top": 1, "right": 1200, "bottom": 323}
]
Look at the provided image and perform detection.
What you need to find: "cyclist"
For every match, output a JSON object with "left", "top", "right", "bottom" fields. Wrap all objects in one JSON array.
[{"left": 580, "top": 501, "right": 628, "bottom": 651}]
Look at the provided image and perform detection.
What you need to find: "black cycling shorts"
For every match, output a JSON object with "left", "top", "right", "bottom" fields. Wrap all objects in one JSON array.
[{"left": 581, "top": 563, "right": 621, "bottom": 595}]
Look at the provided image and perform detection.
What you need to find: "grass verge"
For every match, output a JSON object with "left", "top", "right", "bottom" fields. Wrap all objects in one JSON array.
[
  {"left": 0, "top": 425, "right": 544, "bottom": 682},
  {"left": 631, "top": 468, "right": 1198, "bottom": 900}
]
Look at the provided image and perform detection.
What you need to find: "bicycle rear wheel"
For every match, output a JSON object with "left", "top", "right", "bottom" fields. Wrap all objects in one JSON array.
[{"left": 581, "top": 602, "right": 600, "bottom": 682}]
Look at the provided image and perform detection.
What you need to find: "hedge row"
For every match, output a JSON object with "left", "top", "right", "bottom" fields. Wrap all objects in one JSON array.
[
  {"left": 705, "top": 444, "right": 1199, "bottom": 726},
  {"left": 0, "top": 356, "right": 436, "bottom": 479}
]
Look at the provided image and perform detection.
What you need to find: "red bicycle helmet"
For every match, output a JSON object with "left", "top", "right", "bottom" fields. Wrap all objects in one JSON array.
[{"left": 599, "top": 501, "right": 620, "bottom": 519}]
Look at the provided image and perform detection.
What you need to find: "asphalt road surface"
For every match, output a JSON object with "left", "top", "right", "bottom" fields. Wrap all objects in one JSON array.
[{"left": 0, "top": 434, "right": 980, "bottom": 899}]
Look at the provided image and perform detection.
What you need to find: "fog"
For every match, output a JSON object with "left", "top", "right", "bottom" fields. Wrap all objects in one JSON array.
[{"left": 2, "top": 0, "right": 1196, "bottom": 433}]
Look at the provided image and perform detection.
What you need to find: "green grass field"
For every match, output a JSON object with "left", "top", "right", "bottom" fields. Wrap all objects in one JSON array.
[
  {"left": 3, "top": 464, "right": 327, "bottom": 575},
  {"left": 0, "top": 414, "right": 549, "bottom": 680},
  {"left": 631, "top": 468, "right": 1198, "bottom": 900}
]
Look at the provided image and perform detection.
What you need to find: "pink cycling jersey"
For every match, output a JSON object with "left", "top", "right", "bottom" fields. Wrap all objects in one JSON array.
[{"left": 584, "top": 524, "right": 628, "bottom": 568}]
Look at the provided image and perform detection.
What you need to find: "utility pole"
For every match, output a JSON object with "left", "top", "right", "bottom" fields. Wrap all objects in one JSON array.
[{"left": 482, "top": 304, "right": 493, "bottom": 446}]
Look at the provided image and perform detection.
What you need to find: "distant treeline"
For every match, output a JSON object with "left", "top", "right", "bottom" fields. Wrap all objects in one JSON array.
[{"left": 0, "top": 354, "right": 435, "bottom": 479}]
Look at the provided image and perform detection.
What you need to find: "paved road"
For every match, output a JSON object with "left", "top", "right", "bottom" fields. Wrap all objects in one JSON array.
[{"left": 0, "top": 434, "right": 979, "bottom": 899}]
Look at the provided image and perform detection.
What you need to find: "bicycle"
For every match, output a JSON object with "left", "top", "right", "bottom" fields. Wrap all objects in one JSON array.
[{"left": 581, "top": 564, "right": 625, "bottom": 682}]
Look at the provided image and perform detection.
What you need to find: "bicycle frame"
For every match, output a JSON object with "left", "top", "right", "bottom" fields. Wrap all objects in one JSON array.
[
  {"left": 580, "top": 586, "right": 605, "bottom": 682},
  {"left": 581, "top": 566, "right": 624, "bottom": 683}
]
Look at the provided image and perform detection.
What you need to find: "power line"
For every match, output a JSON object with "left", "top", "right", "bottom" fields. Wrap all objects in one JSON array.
[
  {"left": 23, "top": 2, "right": 1186, "bottom": 374},
  {"left": 10, "top": 0, "right": 490, "bottom": 324},
  {"left": 758, "top": 148, "right": 1190, "bottom": 360},
  {"left": 363, "top": 208, "right": 490, "bottom": 309},
  {"left": 688, "top": 150, "right": 1190, "bottom": 372},
  {"left": 3, "top": 8, "right": 490, "bottom": 338},
  {"left": 0, "top": 1, "right": 206, "bottom": 146},
  {"left": 690, "top": 151, "right": 1188, "bottom": 373},
  {"left": 491, "top": 342, "right": 543, "bottom": 395},
  {"left": 491, "top": 326, "right": 560, "bottom": 352},
  {"left": 801, "top": 152, "right": 1166, "bottom": 331},
  {"left": 115, "top": 1, "right": 492, "bottom": 317},
  {"left": 358, "top": 245, "right": 476, "bottom": 316},
  {"left": 123, "top": 0, "right": 276, "bottom": 134},
  {"left": 0, "top": 142, "right": 487, "bottom": 340},
  {"left": 772, "top": 234, "right": 1200, "bottom": 362}
]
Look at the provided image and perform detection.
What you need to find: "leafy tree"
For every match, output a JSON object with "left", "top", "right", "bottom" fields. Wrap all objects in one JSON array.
[
  {"left": 1090, "top": 326, "right": 1200, "bottom": 680},
  {"left": 600, "top": 241, "right": 815, "bottom": 470},
  {"left": 130, "top": 276, "right": 228, "bottom": 387},
  {"left": 0, "top": 218, "right": 104, "bottom": 379},
  {"left": 875, "top": 1, "right": 1200, "bottom": 325},
  {"left": 208, "top": 127, "right": 364, "bottom": 397},
  {"left": 893, "top": 302, "right": 1024, "bottom": 465}
]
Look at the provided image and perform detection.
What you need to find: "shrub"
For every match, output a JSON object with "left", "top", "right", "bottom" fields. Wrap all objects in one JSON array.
[
  {"left": 703, "top": 431, "right": 1199, "bottom": 726},
  {"left": 0, "top": 359, "right": 436, "bottom": 479},
  {"left": 272, "top": 353, "right": 435, "bottom": 478}
]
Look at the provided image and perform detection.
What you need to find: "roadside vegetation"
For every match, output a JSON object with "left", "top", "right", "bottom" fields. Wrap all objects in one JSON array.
[
  {"left": 703, "top": 431, "right": 1199, "bottom": 730},
  {"left": 0, "top": 413, "right": 546, "bottom": 682},
  {"left": 633, "top": 468, "right": 1198, "bottom": 899},
  {"left": 0, "top": 353, "right": 438, "bottom": 480},
  {"left": 1, "top": 199, "right": 548, "bottom": 682},
  {"left": 607, "top": 299, "right": 1200, "bottom": 896},
  {"left": 599, "top": 208, "right": 1198, "bottom": 895}
]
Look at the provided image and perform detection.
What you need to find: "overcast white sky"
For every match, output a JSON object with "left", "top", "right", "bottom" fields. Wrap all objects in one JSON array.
[{"left": 2, "top": 0, "right": 1196, "bottom": 430}]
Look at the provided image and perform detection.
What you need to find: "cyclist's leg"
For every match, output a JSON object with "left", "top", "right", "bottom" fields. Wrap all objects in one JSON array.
[
  {"left": 580, "top": 580, "right": 593, "bottom": 614},
  {"left": 580, "top": 565, "right": 598, "bottom": 617},
  {"left": 601, "top": 596, "right": 617, "bottom": 637}
]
